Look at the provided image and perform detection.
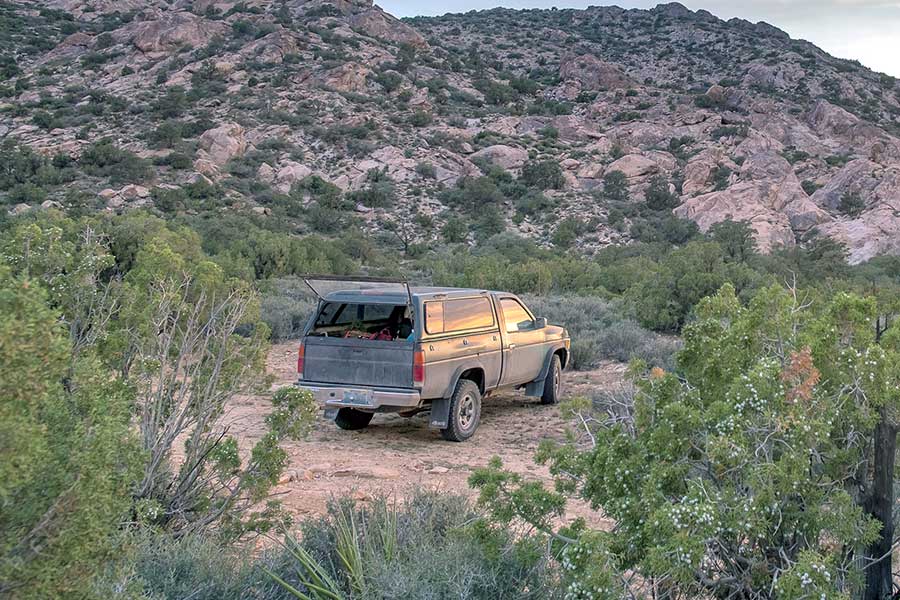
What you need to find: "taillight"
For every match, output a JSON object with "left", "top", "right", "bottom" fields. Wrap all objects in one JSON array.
[
  {"left": 413, "top": 347, "right": 425, "bottom": 387},
  {"left": 297, "top": 342, "right": 305, "bottom": 379}
]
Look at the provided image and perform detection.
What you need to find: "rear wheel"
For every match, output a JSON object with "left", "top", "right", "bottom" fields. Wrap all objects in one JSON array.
[
  {"left": 541, "top": 354, "right": 562, "bottom": 405},
  {"left": 441, "top": 379, "right": 481, "bottom": 442},
  {"left": 334, "top": 408, "right": 374, "bottom": 430}
]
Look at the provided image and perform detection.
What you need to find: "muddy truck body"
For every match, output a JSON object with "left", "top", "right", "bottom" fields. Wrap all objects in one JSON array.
[{"left": 296, "top": 276, "right": 570, "bottom": 441}]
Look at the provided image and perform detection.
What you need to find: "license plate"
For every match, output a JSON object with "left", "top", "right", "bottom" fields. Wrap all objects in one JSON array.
[{"left": 342, "top": 390, "right": 372, "bottom": 406}]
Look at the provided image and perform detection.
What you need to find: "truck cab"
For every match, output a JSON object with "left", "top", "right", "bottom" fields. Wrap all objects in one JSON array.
[{"left": 296, "top": 276, "right": 569, "bottom": 441}]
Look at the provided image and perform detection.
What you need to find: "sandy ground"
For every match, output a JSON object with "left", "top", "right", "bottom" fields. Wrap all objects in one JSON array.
[{"left": 224, "top": 341, "right": 627, "bottom": 526}]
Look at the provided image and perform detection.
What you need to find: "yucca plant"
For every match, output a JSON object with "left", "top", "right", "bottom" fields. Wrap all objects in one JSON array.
[{"left": 264, "top": 535, "right": 346, "bottom": 600}]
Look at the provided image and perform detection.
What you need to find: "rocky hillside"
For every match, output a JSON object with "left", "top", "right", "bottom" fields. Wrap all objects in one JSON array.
[{"left": 2, "top": 0, "right": 900, "bottom": 263}]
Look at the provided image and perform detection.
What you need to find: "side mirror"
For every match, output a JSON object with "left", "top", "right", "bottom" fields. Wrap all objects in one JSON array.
[{"left": 534, "top": 317, "right": 548, "bottom": 329}]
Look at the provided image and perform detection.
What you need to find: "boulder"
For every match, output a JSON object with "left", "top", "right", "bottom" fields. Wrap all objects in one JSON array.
[
  {"left": 559, "top": 54, "right": 634, "bottom": 90},
  {"left": 9, "top": 203, "right": 31, "bottom": 216},
  {"left": 316, "top": 63, "right": 371, "bottom": 93},
  {"left": 348, "top": 7, "right": 428, "bottom": 48},
  {"left": 607, "top": 154, "right": 658, "bottom": 179},
  {"left": 130, "top": 11, "right": 227, "bottom": 54},
  {"left": 276, "top": 161, "right": 313, "bottom": 193},
  {"left": 469, "top": 145, "right": 529, "bottom": 170},
  {"left": 257, "top": 163, "right": 276, "bottom": 183},
  {"left": 238, "top": 28, "right": 301, "bottom": 64},
  {"left": 195, "top": 123, "right": 249, "bottom": 172}
]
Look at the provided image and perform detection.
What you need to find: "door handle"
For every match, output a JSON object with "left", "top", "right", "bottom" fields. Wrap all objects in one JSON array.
[
  {"left": 462, "top": 339, "right": 469, "bottom": 346},
  {"left": 509, "top": 343, "right": 517, "bottom": 349}
]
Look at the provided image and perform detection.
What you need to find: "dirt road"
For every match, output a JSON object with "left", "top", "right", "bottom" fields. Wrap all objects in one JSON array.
[{"left": 225, "top": 342, "right": 626, "bottom": 525}]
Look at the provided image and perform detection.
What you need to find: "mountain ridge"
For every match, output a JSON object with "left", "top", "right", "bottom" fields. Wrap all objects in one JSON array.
[{"left": 2, "top": 0, "right": 899, "bottom": 263}]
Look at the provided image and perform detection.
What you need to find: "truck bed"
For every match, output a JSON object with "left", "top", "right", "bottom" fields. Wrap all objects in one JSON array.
[{"left": 302, "top": 336, "right": 414, "bottom": 389}]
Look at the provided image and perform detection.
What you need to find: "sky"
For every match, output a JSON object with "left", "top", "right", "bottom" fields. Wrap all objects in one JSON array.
[{"left": 380, "top": 0, "right": 900, "bottom": 78}]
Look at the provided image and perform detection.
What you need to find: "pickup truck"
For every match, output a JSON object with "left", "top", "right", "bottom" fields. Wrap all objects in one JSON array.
[{"left": 295, "top": 276, "right": 570, "bottom": 441}]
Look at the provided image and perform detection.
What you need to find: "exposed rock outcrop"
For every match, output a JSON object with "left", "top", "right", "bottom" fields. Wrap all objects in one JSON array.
[
  {"left": 559, "top": 54, "right": 634, "bottom": 91},
  {"left": 675, "top": 152, "right": 830, "bottom": 252},
  {"left": 469, "top": 145, "right": 529, "bottom": 170},
  {"left": 129, "top": 11, "right": 227, "bottom": 55}
]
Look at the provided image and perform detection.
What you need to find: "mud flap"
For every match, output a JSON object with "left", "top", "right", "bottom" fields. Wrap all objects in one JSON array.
[
  {"left": 324, "top": 408, "right": 338, "bottom": 420},
  {"left": 524, "top": 379, "right": 544, "bottom": 398},
  {"left": 429, "top": 398, "right": 451, "bottom": 429}
]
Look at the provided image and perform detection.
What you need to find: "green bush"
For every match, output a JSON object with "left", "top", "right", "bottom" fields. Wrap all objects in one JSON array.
[
  {"left": 520, "top": 159, "right": 564, "bottom": 190},
  {"left": 79, "top": 139, "right": 152, "bottom": 184},
  {"left": 601, "top": 170, "right": 628, "bottom": 202},
  {"left": 838, "top": 191, "right": 865, "bottom": 218},
  {"left": 525, "top": 295, "right": 678, "bottom": 370},
  {"left": 274, "top": 490, "right": 556, "bottom": 600},
  {"left": 0, "top": 253, "right": 142, "bottom": 597},
  {"left": 643, "top": 175, "right": 678, "bottom": 210},
  {"left": 260, "top": 277, "right": 317, "bottom": 341}
]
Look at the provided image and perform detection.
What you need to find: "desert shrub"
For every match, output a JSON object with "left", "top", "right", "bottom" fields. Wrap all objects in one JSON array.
[
  {"left": 524, "top": 295, "right": 678, "bottom": 370},
  {"left": 104, "top": 531, "right": 281, "bottom": 600},
  {"left": 630, "top": 240, "right": 758, "bottom": 332},
  {"left": 643, "top": 174, "right": 678, "bottom": 210},
  {"left": 601, "top": 170, "right": 628, "bottom": 201},
  {"left": 520, "top": 159, "right": 564, "bottom": 190},
  {"left": 347, "top": 169, "right": 395, "bottom": 209},
  {"left": 0, "top": 230, "right": 142, "bottom": 598},
  {"left": 711, "top": 163, "right": 732, "bottom": 190},
  {"left": 838, "top": 191, "right": 865, "bottom": 218},
  {"left": 260, "top": 277, "right": 318, "bottom": 341},
  {"left": 801, "top": 179, "right": 821, "bottom": 195},
  {"left": 441, "top": 214, "right": 468, "bottom": 242},
  {"left": 473, "top": 284, "right": 900, "bottom": 599},
  {"left": 440, "top": 176, "right": 505, "bottom": 217},
  {"left": 415, "top": 161, "right": 436, "bottom": 179},
  {"left": 79, "top": 139, "right": 152, "bottom": 184},
  {"left": 408, "top": 109, "right": 433, "bottom": 127},
  {"left": 271, "top": 490, "right": 556, "bottom": 600}
]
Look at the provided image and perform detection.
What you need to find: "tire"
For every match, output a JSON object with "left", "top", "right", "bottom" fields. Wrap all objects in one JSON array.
[
  {"left": 540, "top": 354, "right": 562, "bottom": 405},
  {"left": 440, "top": 379, "right": 482, "bottom": 442},
  {"left": 334, "top": 408, "right": 374, "bottom": 430}
]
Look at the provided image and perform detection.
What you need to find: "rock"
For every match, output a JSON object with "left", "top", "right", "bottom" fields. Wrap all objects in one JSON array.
[
  {"left": 607, "top": 154, "right": 658, "bottom": 179},
  {"left": 355, "top": 203, "right": 372, "bottom": 213},
  {"left": 348, "top": 7, "right": 429, "bottom": 48},
  {"left": 257, "top": 163, "right": 276, "bottom": 183},
  {"left": 428, "top": 466, "right": 450, "bottom": 474},
  {"left": 239, "top": 28, "right": 301, "bottom": 64},
  {"left": 316, "top": 62, "right": 371, "bottom": 93},
  {"left": 9, "top": 203, "right": 31, "bottom": 216},
  {"left": 705, "top": 84, "right": 727, "bottom": 105},
  {"left": 276, "top": 161, "right": 312, "bottom": 193},
  {"left": 251, "top": 206, "right": 271, "bottom": 215},
  {"left": 675, "top": 151, "right": 830, "bottom": 252},
  {"left": 40, "top": 200, "right": 63, "bottom": 210},
  {"left": 98, "top": 188, "right": 118, "bottom": 200},
  {"left": 559, "top": 54, "right": 634, "bottom": 90},
  {"left": 130, "top": 11, "right": 227, "bottom": 55},
  {"left": 331, "top": 466, "right": 400, "bottom": 479},
  {"left": 815, "top": 164, "right": 900, "bottom": 263},
  {"left": 682, "top": 148, "right": 728, "bottom": 196},
  {"left": 807, "top": 99, "right": 859, "bottom": 137},
  {"left": 118, "top": 184, "right": 150, "bottom": 199},
  {"left": 469, "top": 144, "right": 529, "bottom": 170},
  {"left": 195, "top": 123, "right": 249, "bottom": 171}
]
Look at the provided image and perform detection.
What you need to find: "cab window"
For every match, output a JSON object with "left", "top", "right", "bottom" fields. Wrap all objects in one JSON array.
[
  {"left": 425, "top": 297, "right": 494, "bottom": 334},
  {"left": 500, "top": 298, "right": 534, "bottom": 333}
]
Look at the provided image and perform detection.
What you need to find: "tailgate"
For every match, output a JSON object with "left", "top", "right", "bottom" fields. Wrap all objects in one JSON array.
[{"left": 303, "top": 336, "right": 414, "bottom": 388}]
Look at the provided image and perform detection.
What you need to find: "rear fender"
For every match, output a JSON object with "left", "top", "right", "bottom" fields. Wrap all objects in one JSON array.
[{"left": 442, "top": 361, "right": 486, "bottom": 399}]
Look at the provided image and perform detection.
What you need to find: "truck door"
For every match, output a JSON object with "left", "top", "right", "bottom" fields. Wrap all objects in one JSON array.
[{"left": 498, "top": 297, "right": 547, "bottom": 386}]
